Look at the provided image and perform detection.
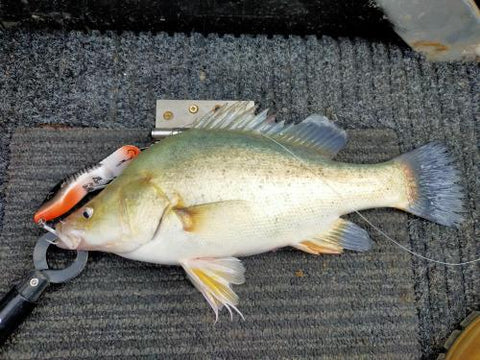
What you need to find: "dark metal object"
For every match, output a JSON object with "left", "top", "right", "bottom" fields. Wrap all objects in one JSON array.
[
  {"left": 33, "top": 233, "right": 88, "bottom": 283},
  {"left": 0, "top": 232, "right": 88, "bottom": 345}
]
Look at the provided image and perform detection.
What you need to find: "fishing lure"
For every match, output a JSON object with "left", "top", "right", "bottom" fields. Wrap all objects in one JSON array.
[{"left": 34, "top": 145, "right": 141, "bottom": 225}]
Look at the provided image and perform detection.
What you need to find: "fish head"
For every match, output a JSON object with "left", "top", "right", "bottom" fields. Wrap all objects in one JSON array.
[{"left": 55, "top": 176, "right": 170, "bottom": 253}]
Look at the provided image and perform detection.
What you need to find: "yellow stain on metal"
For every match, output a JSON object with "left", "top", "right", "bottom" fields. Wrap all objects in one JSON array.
[
  {"left": 163, "top": 111, "right": 174, "bottom": 120},
  {"left": 189, "top": 104, "right": 199, "bottom": 114}
]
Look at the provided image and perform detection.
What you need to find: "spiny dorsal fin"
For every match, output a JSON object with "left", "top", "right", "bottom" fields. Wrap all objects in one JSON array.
[
  {"left": 293, "top": 218, "right": 372, "bottom": 254},
  {"left": 192, "top": 103, "right": 347, "bottom": 158}
]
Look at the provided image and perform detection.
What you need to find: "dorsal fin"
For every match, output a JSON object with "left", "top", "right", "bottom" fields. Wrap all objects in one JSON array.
[{"left": 192, "top": 103, "right": 347, "bottom": 158}]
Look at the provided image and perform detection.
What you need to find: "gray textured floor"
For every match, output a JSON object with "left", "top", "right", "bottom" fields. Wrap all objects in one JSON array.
[{"left": 0, "top": 30, "right": 479, "bottom": 359}]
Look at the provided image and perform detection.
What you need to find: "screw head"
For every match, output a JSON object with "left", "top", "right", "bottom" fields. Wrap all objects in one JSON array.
[
  {"left": 189, "top": 104, "right": 199, "bottom": 114},
  {"left": 30, "top": 278, "right": 39, "bottom": 287},
  {"left": 163, "top": 111, "right": 174, "bottom": 120}
]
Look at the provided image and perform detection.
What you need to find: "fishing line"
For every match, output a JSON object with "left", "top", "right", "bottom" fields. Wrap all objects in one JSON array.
[{"left": 261, "top": 133, "right": 480, "bottom": 267}]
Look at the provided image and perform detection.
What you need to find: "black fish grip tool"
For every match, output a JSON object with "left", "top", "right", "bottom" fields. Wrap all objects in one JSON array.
[{"left": 0, "top": 232, "right": 88, "bottom": 344}]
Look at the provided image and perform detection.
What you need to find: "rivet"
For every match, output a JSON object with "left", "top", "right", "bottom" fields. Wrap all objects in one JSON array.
[
  {"left": 163, "top": 111, "right": 174, "bottom": 120},
  {"left": 189, "top": 104, "right": 199, "bottom": 114},
  {"left": 30, "top": 278, "right": 39, "bottom": 287}
]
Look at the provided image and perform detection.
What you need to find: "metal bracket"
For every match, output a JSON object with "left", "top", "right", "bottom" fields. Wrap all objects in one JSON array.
[
  {"left": 152, "top": 100, "right": 255, "bottom": 139},
  {"left": 376, "top": 0, "right": 480, "bottom": 61}
]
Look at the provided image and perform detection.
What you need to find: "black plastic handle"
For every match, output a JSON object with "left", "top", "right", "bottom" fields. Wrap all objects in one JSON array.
[{"left": 0, "top": 271, "right": 49, "bottom": 345}]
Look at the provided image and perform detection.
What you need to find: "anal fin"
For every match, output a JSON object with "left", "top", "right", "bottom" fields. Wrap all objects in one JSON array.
[
  {"left": 293, "top": 218, "right": 372, "bottom": 255},
  {"left": 181, "top": 257, "right": 245, "bottom": 321}
]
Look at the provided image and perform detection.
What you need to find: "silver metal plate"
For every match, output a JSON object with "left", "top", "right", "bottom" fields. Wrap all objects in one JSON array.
[
  {"left": 155, "top": 100, "right": 255, "bottom": 129},
  {"left": 376, "top": 0, "right": 480, "bottom": 61}
]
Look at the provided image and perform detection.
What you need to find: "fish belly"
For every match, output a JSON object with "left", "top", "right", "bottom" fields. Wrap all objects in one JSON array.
[{"left": 118, "top": 203, "right": 338, "bottom": 265}]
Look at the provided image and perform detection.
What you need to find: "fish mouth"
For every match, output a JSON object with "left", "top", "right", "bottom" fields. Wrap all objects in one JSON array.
[{"left": 55, "top": 225, "right": 84, "bottom": 250}]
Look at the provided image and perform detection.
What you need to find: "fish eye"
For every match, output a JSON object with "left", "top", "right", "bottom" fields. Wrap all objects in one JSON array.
[{"left": 82, "top": 207, "right": 94, "bottom": 219}]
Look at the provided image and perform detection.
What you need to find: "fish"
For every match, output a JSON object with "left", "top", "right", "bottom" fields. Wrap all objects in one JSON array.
[{"left": 55, "top": 104, "right": 464, "bottom": 319}]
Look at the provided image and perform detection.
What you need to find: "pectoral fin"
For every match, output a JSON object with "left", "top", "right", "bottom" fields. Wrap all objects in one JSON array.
[
  {"left": 293, "top": 218, "right": 372, "bottom": 254},
  {"left": 173, "top": 200, "right": 252, "bottom": 234},
  {"left": 181, "top": 257, "right": 245, "bottom": 321}
]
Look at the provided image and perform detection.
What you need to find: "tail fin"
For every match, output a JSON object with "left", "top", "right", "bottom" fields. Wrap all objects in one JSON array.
[{"left": 396, "top": 142, "right": 464, "bottom": 227}]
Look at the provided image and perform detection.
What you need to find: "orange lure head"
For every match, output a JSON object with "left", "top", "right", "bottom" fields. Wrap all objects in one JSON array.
[{"left": 34, "top": 145, "right": 141, "bottom": 224}]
